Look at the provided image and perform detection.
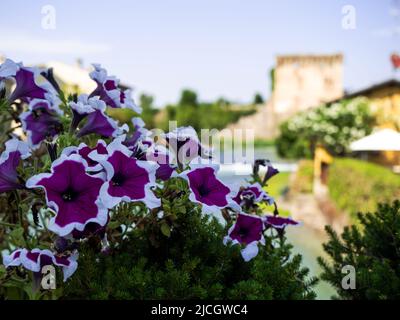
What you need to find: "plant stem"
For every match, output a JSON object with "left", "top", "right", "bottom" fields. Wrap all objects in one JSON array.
[
  {"left": 0, "top": 221, "right": 18, "bottom": 227},
  {"left": 13, "top": 190, "right": 23, "bottom": 226}
]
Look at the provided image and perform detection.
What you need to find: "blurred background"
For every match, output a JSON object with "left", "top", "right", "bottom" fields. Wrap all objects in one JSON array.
[{"left": 1, "top": 0, "right": 400, "bottom": 298}]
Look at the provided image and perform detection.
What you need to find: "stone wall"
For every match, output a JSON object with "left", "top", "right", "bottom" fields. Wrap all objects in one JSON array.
[{"left": 222, "top": 54, "right": 344, "bottom": 140}]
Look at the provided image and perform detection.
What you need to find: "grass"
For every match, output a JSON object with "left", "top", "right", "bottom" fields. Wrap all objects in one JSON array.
[
  {"left": 291, "top": 160, "right": 314, "bottom": 194},
  {"left": 328, "top": 158, "right": 400, "bottom": 218},
  {"left": 253, "top": 139, "right": 276, "bottom": 147},
  {"left": 267, "top": 172, "right": 290, "bottom": 198},
  {"left": 263, "top": 172, "right": 291, "bottom": 217}
]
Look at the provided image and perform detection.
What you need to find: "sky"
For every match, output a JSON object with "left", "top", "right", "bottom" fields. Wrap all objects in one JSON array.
[{"left": 0, "top": 0, "right": 399, "bottom": 106}]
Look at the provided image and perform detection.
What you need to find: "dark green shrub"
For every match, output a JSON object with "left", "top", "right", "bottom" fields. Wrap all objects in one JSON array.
[
  {"left": 63, "top": 207, "right": 317, "bottom": 300},
  {"left": 158, "top": 89, "right": 257, "bottom": 133},
  {"left": 318, "top": 201, "right": 400, "bottom": 299}
]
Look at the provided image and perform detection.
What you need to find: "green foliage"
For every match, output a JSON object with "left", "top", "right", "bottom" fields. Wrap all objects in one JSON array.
[
  {"left": 291, "top": 160, "right": 314, "bottom": 194},
  {"left": 158, "top": 89, "right": 257, "bottom": 133},
  {"left": 179, "top": 89, "right": 199, "bottom": 107},
  {"left": 270, "top": 68, "right": 275, "bottom": 92},
  {"left": 276, "top": 98, "right": 374, "bottom": 159},
  {"left": 63, "top": 205, "right": 317, "bottom": 299},
  {"left": 253, "top": 93, "right": 264, "bottom": 105},
  {"left": 138, "top": 93, "right": 158, "bottom": 128},
  {"left": 318, "top": 201, "right": 400, "bottom": 299},
  {"left": 259, "top": 173, "right": 291, "bottom": 217},
  {"left": 266, "top": 172, "right": 290, "bottom": 199},
  {"left": 276, "top": 121, "right": 314, "bottom": 159},
  {"left": 328, "top": 158, "right": 400, "bottom": 217},
  {"left": 253, "top": 139, "right": 276, "bottom": 147}
]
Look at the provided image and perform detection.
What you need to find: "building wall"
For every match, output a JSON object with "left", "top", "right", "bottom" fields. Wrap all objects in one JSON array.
[
  {"left": 367, "top": 87, "right": 400, "bottom": 130},
  {"left": 364, "top": 87, "right": 400, "bottom": 167},
  {"left": 222, "top": 54, "right": 344, "bottom": 140},
  {"left": 273, "top": 54, "right": 343, "bottom": 115}
]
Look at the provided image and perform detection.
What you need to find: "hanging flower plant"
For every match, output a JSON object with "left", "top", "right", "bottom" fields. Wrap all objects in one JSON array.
[{"left": 0, "top": 59, "right": 306, "bottom": 300}]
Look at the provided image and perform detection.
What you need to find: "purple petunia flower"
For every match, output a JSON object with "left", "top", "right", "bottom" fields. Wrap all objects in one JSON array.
[
  {"left": 89, "top": 64, "right": 141, "bottom": 113},
  {"left": 132, "top": 117, "right": 145, "bottom": 129},
  {"left": 2, "top": 248, "right": 78, "bottom": 282},
  {"left": 164, "top": 126, "right": 212, "bottom": 166},
  {"left": 263, "top": 162, "right": 279, "bottom": 184},
  {"left": 20, "top": 99, "right": 63, "bottom": 149},
  {"left": 2, "top": 248, "right": 23, "bottom": 267},
  {"left": 71, "top": 220, "right": 107, "bottom": 240},
  {"left": 68, "top": 94, "right": 97, "bottom": 130},
  {"left": 62, "top": 140, "right": 108, "bottom": 172},
  {"left": 120, "top": 120, "right": 154, "bottom": 160},
  {"left": 70, "top": 217, "right": 111, "bottom": 253},
  {"left": 0, "top": 59, "right": 21, "bottom": 80},
  {"left": 223, "top": 213, "right": 265, "bottom": 262},
  {"left": 263, "top": 215, "right": 300, "bottom": 229},
  {"left": 69, "top": 94, "right": 97, "bottom": 114},
  {"left": 91, "top": 139, "right": 160, "bottom": 209},
  {"left": 4, "top": 60, "right": 55, "bottom": 104},
  {"left": 26, "top": 154, "right": 108, "bottom": 237},
  {"left": 232, "top": 183, "right": 274, "bottom": 209},
  {"left": 75, "top": 97, "right": 128, "bottom": 138},
  {"left": 180, "top": 165, "right": 235, "bottom": 215},
  {"left": 155, "top": 163, "right": 176, "bottom": 181},
  {"left": 0, "top": 138, "right": 30, "bottom": 193},
  {"left": 124, "top": 117, "right": 151, "bottom": 149},
  {"left": 145, "top": 145, "right": 177, "bottom": 181},
  {"left": 40, "top": 67, "right": 62, "bottom": 96}
]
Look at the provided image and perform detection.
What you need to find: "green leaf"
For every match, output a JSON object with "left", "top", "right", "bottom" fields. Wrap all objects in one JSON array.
[
  {"left": 177, "top": 206, "right": 186, "bottom": 214},
  {"left": 0, "top": 98, "right": 9, "bottom": 112},
  {"left": 108, "top": 221, "right": 121, "bottom": 229},
  {"left": 160, "top": 222, "right": 171, "bottom": 237},
  {"left": 0, "top": 265, "right": 6, "bottom": 278},
  {"left": 10, "top": 227, "right": 25, "bottom": 247}
]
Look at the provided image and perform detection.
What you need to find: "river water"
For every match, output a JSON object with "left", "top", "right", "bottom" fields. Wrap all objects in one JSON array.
[{"left": 217, "top": 147, "right": 336, "bottom": 300}]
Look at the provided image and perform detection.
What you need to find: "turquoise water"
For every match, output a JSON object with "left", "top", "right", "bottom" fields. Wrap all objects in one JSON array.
[{"left": 286, "top": 227, "right": 336, "bottom": 299}]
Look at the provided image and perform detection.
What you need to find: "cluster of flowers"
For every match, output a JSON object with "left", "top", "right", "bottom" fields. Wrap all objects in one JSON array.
[
  {"left": 0, "top": 58, "right": 299, "bottom": 285},
  {"left": 285, "top": 97, "right": 373, "bottom": 155}
]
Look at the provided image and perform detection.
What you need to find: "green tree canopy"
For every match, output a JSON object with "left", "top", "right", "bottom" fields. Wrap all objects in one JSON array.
[
  {"left": 253, "top": 93, "right": 264, "bottom": 105},
  {"left": 318, "top": 201, "right": 400, "bottom": 300},
  {"left": 139, "top": 93, "right": 157, "bottom": 128},
  {"left": 179, "top": 89, "right": 198, "bottom": 107},
  {"left": 276, "top": 97, "right": 374, "bottom": 158}
]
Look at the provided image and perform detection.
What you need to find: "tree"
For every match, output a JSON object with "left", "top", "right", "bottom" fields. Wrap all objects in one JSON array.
[
  {"left": 276, "top": 97, "right": 374, "bottom": 159},
  {"left": 253, "top": 93, "right": 264, "bottom": 105},
  {"left": 318, "top": 201, "right": 400, "bottom": 299},
  {"left": 139, "top": 93, "right": 157, "bottom": 128},
  {"left": 179, "top": 89, "right": 198, "bottom": 107},
  {"left": 270, "top": 68, "right": 275, "bottom": 92},
  {"left": 156, "top": 89, "right": 257, "bottom": 133}
]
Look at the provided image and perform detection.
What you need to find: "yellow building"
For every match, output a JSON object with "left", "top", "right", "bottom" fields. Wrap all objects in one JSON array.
[
  {"left": 338, "top": 79, "right": 400, "bottom": 130},
  {"left": 313, "top": 146, "right": 333, "bottom": 196},
  {"left": 330, "top": 79, "right": 400, "bottom": 167}
]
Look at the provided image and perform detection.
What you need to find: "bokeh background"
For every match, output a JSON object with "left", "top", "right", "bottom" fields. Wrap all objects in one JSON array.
[{"left": 1, "top": 0, "right": 400, "bottom": 299}]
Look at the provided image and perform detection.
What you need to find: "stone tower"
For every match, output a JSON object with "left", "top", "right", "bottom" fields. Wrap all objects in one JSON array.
[
  {"left": 222, "top": 54, "right": 344, "bottom": 139},
  {"left": 273, "top": 54, "right": 343, "bottom": 115}
]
